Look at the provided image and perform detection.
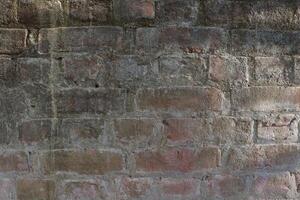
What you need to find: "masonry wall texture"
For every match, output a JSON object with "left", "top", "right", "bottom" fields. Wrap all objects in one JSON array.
[{"left": 1, "top": 0, "right": 300, "bottom": 199}]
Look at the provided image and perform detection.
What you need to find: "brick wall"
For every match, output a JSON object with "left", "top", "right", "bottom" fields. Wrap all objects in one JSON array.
[{"left": 1, "top": 0, "right": 300, "bottom": 199}]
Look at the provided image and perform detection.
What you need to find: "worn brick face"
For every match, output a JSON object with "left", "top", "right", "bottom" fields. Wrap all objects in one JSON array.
[{"left": 1, "top": 0, "right": 300, "bottom": 199}]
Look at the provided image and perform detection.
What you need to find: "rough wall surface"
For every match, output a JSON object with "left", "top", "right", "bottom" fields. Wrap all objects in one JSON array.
[{"left": 1, "top": 0, "right": 300, "bottom": 199}]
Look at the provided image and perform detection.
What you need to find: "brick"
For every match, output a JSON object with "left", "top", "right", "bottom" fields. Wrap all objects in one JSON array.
[
  {"left": 17, "top": 0, "right": 64, "bottom": 27},
  {"left": 0, "top": 57, "right": 15, "bottom": 87},
  {"left": 59, "top": 118, "right": 104, "bottom": 142},
  {"left": 159, "top": 178, "right": 200, "bottom": 197},
  {"left": 68, "top": 0, "right": 112, "bottom": 24},
  {"left": 163, "top": 117, "right": 252, "bottom": 145},
  {"left": 211, "top": 117, "right": 253, "bottom": 145},
  {"left": 16, "top": 58, "right": 50, "bottom": 85},
  {"left": 114, "top": 118, "right": 157, "bottom": 144},
  {"left": 0, "top": 29, "right": 27, "bottom": 54},
  {"left": 198, "top": 0, "right": 230, "bottom": 26},
  {"left": 232, "top": 87, "right": 300, "bottom": 112},
  {"left": 226, "top": 144, "right": 300, "bottom": 170},
  {"left": 0, "top": 0, "right": 16, "bottom": 26},
  {"left": 136, "top": 87, "right": 225, "bottom": 112},
  {"left": 231, "top": 0, "right": 299, "bottom": 30},
  {"left": 156, "top": 0, "right": 199, "bottom": 25},
  {"left": 41, "top": 150, "right": 123, "bottom": 175},
  {"left": 114, "top": 0, "right": 155, "bottom": 22},
  {"left": 22, "top": 84, "right": 53, "bottom": 118},
  {"left": 59, "top": 181, "right": 101, "bottom": 200},
  {"left": 294, "top": 56, "right": 300, "bottom": 84},
  {"left": 206, "top": 175, "right": 248, "bottom": 199},
  {"left": 135, "top": 147, "right": 220, "bottom": 172},
  {"left": 0, "top": 179, "right": 15, "bottom": 200},
  {"left": 162, "top": 118, "right": 209, "bottom": 144},
  {"left": 253, "top": 56, "right": 292, "bottom": 85},
  {"left": 19, "top": 119, "right": 52, "bottom": 144},
  {"left": 249, "top": 172, "right": 297, "bottom": 199},
  {"left": 209, "top": 55, "right": 248, "bottom": 85},
  {"left": 159, "top": 55, "right": 207, "bottom": 86},
  {"left": 0, "top": 89, "right": 27, "bottom": 119},
  {"left": 257, "top": 114, "right": 298, "bottom": 143},
  {"left": 0, "top": 151, "right": 28, "bottom": 172},
  {"left": 136, "top": 27, "right": 227, "bottom": 54},
  {"left": 59, "top": 53, "right": 110, "bottom": 87},
  {"left": 118, "top": 177, "right": 152, "bottom": 199},
  {"left": 17, "top": 179, "right": 55, "bottom": 200},
  {"left": 230, "top": 29, "right": 257, "bottom": 56},
  {"left": 38, "top": 26, "right": 124, "bottom": 53},
  {"left": 55, "top": 88, "right": 125, "bottom": 115}
]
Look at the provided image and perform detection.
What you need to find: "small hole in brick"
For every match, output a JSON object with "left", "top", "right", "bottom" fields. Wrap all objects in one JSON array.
[{"left": 95, "top": 83, "right": 99, "bottom": 88}]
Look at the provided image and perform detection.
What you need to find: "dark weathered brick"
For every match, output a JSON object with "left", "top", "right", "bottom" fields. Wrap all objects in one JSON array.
[
  {"left": 38, "top": 26, "right": 124, "bottom": 53},
  {"left": 19, "top": 119, "right": 52, "bottom": 144},
  {"left": 0, "top": 29, "right": 27, "bottom": 54}
]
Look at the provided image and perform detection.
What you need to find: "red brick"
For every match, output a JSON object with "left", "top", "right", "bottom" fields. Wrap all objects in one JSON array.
[
  {"left": 160, "top": 178, "right": 199, "bottom": 196},
  {"left": 41, "top": 150, "right": 123, "bottom": 175},
  {"left": 114, "top": 0, "right": 155, "bottom": 22},
  {"left": 257, "top": 114, "right": 298, "bottom": 143},
  {"left": 226, "top": 144, "right": 300, "bottom": 170},
  {"left": 136, "top": 27, "right": 227, "bottom": 53},
  {"left": 0, "top": 179, "right": 15, "bottom": 200},
  {"left": 0, "top": 151, "right": 28, "bottom": 172},
  {"left": 38, "top": 26, "right": 124, "bottom": 53},
  {"left": 17, "top": 179, "right": 55, "bottom": 200},
  {"left": 162, "top": 118, "right": 209, "bottom": 144},
  {"left": 114, "top": 118, "right": 156, "bottom": 144},
  {"left": 232, "top": 87, "right": 300, "bottom": 112},
  {"left": 60, "top": 181, "right": 101, "bottom": 200},
  {"left": 136, "top": 87, "right": 225, "bottom": 112},
  {"left": 19, "top": 119, "right": 52, "bottom": 144},
  {"left": 250, "top": 172, "right": 297, "bottom": 199},
  {"left": 135, "top": 147, "right": 220, "bottom": 172},
  {"left": 0, "top": 29, "right": 27, "bottom": 54}
]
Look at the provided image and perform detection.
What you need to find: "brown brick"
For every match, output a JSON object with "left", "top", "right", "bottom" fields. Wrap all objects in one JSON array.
[
  {"left": 0, "top": 0, "right": 16, "bottom": 26},
  {"left": 118, "top": 177, "right": 152, "bottom": 199},
  {"left": 232, "top": 87, "right": 300, "bottom": 112},
  {"left": 41, "top": 150, "right": 123, "bottom": 175},
  {"left": 136, "top": 87, "right": 225, "bottom": 112},
  {"left": 249, "top": 172, "right": 297, "bottom": 199},
  {"left": 114, "top": 118, "right": 156, "bottom": 144},
  {"left": 38, "top": 26, "right": 124, "bottom": 53},
  {"left": 0, "top": 29, "right": 27, "bottom": 54},
  {"left": 17, "top": 0, "right": 64, "bottom": 27},
  {"left": 17, "top": 179, "right": 55, "bottom": 200},
  {"left": 114, "top": 0, "right": 155, "bottom": 22},
  {"left": 135, "top": 147, "right": 220, "bottom": 172},
  {"left": 226, "top": 144, "right": 300, "bottom": 170},
  {"left": 257, "top": 114, "right": 298, "bottom": 143},
  {"left": 159, "top": 178, "right": 200, "bottom": 197},
  {"left": 59, "top": 181, "right": 101, "bottom": 200},
  {"left": 68, "top": 0, "right": 112, "bottom": 24},
  {"left": 0, "top": 151, "right": 28, "bottom": 172},
  {"left": 19, "top": 119, "right": 52, "bottom": 144}
]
